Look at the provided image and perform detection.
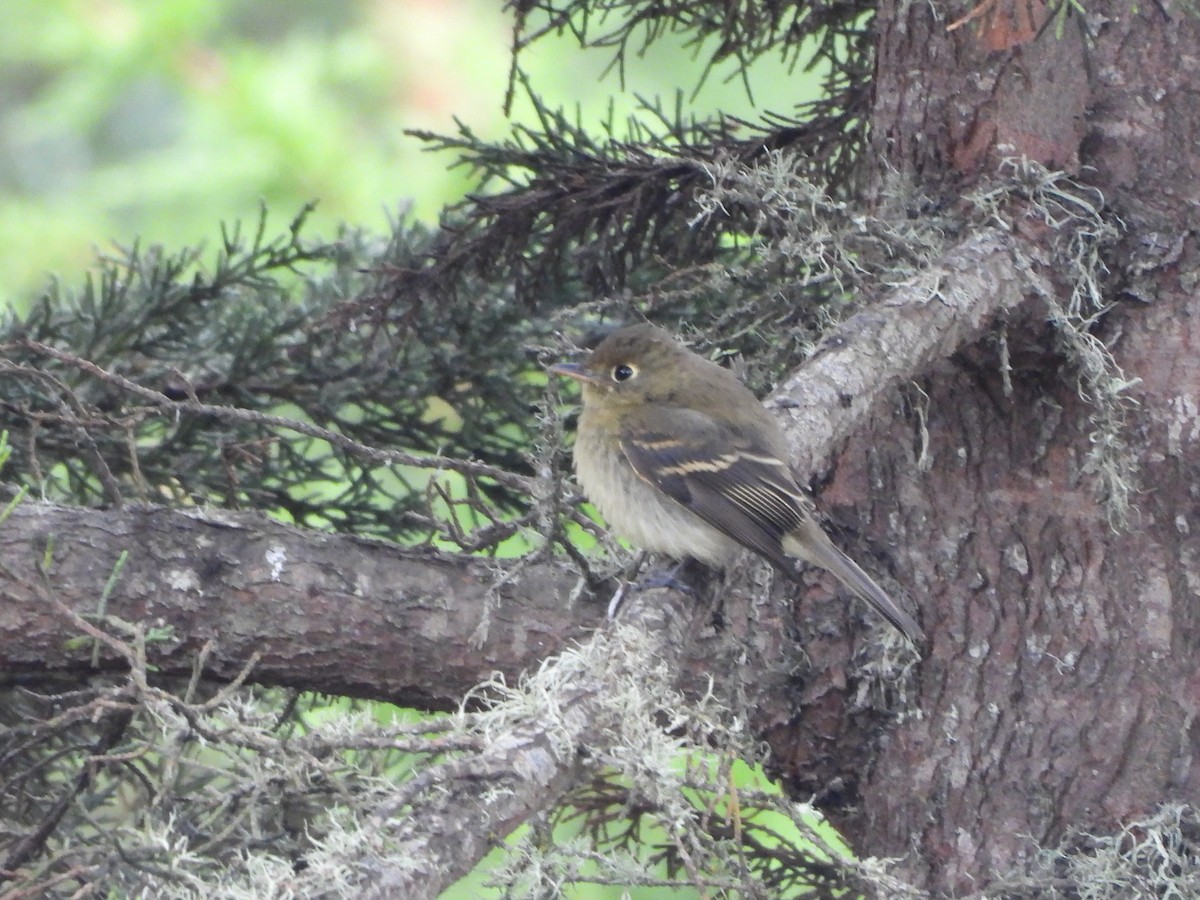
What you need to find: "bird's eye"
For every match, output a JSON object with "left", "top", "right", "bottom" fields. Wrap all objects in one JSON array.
[{"left": 612, "top": 363, "right": 636, "bottom": 382}]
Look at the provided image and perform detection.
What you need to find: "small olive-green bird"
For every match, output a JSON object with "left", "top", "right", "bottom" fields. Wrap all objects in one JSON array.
[{"left": 549, "top": 323, "right": 923, "bottom": 643}]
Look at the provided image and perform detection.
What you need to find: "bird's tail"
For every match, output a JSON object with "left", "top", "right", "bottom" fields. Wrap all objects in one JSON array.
[{"left": 783, "top": 520, "right": 924, "bottom": 644}]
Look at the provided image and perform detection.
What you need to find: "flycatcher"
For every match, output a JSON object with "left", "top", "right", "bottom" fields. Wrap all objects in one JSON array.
[{"left": 549, "top": 322, "right": 923, "bottom": 643}]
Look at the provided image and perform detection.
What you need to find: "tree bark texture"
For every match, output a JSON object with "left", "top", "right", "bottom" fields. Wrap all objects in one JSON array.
[
  {"left": 0, "top": 504, "right": 599, "bottom": 710},
  {"left": 784, "top": 1, "right": 1200, "bottom": 893}
]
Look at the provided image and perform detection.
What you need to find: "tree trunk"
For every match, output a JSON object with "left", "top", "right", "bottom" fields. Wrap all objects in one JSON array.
[{"left": 771, "top": 2, "right": 1200, "bottom": 892}]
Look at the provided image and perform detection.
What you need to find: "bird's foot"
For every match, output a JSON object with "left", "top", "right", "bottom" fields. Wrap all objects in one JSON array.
[{"left": 633, "top": 558, "right": 707, "bottom": 597}]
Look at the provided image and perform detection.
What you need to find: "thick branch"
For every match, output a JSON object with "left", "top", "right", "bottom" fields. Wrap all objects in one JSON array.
[
  {"left": 364, "top": 590, "right": 696, "bottom": 899},
  {"left": 772, "top": 228, "right": 1034, "bottom": 473},
  {"left": 0, "top": 503, "right": 600, "bottom": 709}
]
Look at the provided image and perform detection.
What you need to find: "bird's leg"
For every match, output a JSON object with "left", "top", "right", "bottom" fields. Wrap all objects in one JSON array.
[
  {"left": 606, "top": 551, "right": 650, "bottom": 619},
  {"left": 607, "top": 558, "right": 708, "bottom": 620}
]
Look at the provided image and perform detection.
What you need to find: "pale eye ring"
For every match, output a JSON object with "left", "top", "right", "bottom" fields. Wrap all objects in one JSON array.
[{"left": 612, "top": 363, "right": 637, "bottom": 382}]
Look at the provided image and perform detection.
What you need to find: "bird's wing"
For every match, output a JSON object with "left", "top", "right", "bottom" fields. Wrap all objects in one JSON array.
[
  {"left": 620, "top": 407, "right": 924, "bottom": 643},
  {"left": 618, "top": 406, "right": 806, "bottom": 574}
]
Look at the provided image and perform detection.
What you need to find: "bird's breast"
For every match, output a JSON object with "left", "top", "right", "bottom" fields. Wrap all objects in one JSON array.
[{"left": 573, "top": 414, "right": 738, "bottom": 567}]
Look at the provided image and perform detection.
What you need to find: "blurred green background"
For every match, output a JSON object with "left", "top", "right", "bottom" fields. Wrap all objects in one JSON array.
[
  {"left": 0, "top": 0, "right": 821, "bottom": 309},
  {"left": 1, "top": 2, "right": 834, "bottom": 896}
]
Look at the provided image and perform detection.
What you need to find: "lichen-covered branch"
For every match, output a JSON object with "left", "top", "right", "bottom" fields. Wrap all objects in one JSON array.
[{"left": 771, "top": 228, "right": 1039, "bottom": 474}]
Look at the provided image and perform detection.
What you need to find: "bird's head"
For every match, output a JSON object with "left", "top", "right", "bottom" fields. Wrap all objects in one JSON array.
[{"left": 548, "top": 323, "right": 689, "bottom": 411}]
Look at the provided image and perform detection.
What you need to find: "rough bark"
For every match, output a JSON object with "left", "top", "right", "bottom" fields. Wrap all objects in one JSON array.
[
  {"left": 0, "top": 504, "right": 597, "bottom": 709},
  {"left": 788, "top": 1, "right": 1200, "bottom": 893},
  {"left": 830, "top": 291, "right": 1200, "bottom": 893}
]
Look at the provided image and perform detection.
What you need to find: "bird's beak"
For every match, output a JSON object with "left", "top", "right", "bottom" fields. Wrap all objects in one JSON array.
[{"left": 548, "top": 361, "right": 606, "bottom": 387}]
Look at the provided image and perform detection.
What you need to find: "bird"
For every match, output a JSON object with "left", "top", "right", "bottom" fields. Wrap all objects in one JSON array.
[{"left": 548, "top": 322, "right": 923, "bottom": 643}]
